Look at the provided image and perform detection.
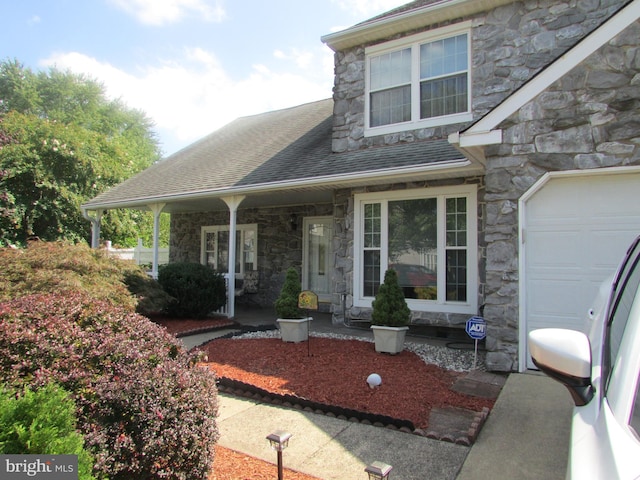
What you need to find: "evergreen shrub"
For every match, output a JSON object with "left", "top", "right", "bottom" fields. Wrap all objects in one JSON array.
[
  {"left": 371, "top": 269, "right": 411, "bottom": 327},
  {"left": 274, "top": 267, "right": 303, "bottom": 318},
  {"left": 158, "top": 262, "right": 226, "bottom": 318},
  {"left": 0, "top": 382, "right": 95, "bottom": 480}
]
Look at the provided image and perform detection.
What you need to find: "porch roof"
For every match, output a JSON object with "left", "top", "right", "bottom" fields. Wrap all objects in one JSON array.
[{"left": 82, "top": 98, "right": 476, "bottom": 214}]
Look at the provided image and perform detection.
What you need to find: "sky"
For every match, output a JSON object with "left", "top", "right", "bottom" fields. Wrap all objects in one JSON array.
[{"left": 1, "top": 0, "right": 409, "bottom": 157}]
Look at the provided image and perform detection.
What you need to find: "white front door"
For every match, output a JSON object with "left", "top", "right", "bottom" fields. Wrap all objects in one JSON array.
[
  {"left": 521, "top": 170, "right": 640, "bottom": 369},
  {"left": 303, "top": 217, "right": 332, "bottom": 302}
]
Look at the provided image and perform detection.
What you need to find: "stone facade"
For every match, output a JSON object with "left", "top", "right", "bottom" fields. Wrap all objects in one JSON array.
[
  {"left": 167, "top": 0, "right": 636, "bottom": 371},
  {"left": 482, "top": 18, "right": 640, "bottom": 371},
  {"left": 331, "top": 0, "right": 625, "bottom": 153},
  {"left": 327, "top": 0, "right": 633, "bottom": 372},
  {"left": 170, "top": 203, "right": 333, "bottom": 308}
]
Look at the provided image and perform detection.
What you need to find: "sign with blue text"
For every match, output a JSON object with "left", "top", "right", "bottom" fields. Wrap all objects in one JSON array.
[{"left": 466, "top": 316, "right": 486, "bottom": 340}]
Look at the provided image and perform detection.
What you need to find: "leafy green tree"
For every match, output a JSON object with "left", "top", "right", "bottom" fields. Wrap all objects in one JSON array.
[{"left": 0, "top": 58, "right": 163, "bottom": 247}]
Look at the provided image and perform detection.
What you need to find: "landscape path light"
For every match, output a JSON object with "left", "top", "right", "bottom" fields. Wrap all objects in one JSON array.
[
  {"left": 365, "top": 461, "right": 393, "bottom": 479},
  {"left": 266, "top": 429, "right": 292, "bottom": 480}
]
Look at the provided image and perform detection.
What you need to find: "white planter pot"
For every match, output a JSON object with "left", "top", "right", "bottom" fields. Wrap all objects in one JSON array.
[
  {"left": 371, "top": 325, "right": 409, "bottom": 354},
  {"left": 277, "top": 317, "right": 312, "bottom": 343}
]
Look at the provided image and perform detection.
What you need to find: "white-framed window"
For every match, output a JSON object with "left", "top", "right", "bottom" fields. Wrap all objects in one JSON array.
[
  {"left": 353, "top": 185, "right": 477, "bottom": 314},
  {"left": 365, "top": 22, "right": 472, "bottom": 137},
  {"left": 200, "top": 224, "right": 257, "bottom": 275}
]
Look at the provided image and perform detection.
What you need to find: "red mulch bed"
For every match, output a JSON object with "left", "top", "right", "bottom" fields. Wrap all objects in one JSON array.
[
  {"left": 155, "top": 317, "right": 495, "bottom": 479},
  {"left": 197, "top": 336, "right": 494, "bottom": 430},
  {"left": 149, "top": 315, "right": 235, "bottom": 336},
  {"left": 210, "top": 446, "right": 321, "bottom": 480}
]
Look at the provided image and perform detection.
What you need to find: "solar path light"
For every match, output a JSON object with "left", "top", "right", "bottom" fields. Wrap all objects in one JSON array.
[
  {"left": 266, "top": 430, "right": 292, "bottom": 480},
  {"left": 365, "top": 461, "right": 393, "bottom": 479}
]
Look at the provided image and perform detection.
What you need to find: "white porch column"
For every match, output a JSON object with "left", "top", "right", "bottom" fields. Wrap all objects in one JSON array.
[
  {"left": 221, "top": 195, "right": 246, "bottom": 318},
  {"left": 147, "top": 203, "right": 166, "bottom": 279},
  {"left": 82, "top": 209, "right": 103, "bottom": 248}
]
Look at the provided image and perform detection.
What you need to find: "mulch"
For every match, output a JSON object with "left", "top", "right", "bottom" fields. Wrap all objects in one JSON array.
[{"left": 153, "top": 316, "right": 505, "bottom": 445}]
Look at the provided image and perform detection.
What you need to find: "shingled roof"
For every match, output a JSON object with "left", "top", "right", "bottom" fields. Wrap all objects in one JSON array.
[{"left": 82, "top": 98, "right": 470, "bottom": 212}]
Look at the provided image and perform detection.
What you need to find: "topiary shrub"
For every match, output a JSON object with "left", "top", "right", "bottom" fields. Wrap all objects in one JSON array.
[
  {"left": 0, "top": 241, "right": 171, "bottom": 315},
  {"left": 274, "top": 267, "right": 303, "bottom": 319},
  {"left": 0, "top": 382, "right": 95, "bottom": 480},
  {"left": 0, "top": 292, "right": 219, "bottom": 480},
  {"left": 158, "top": 262, "right": 226, "bottom": 318},
  {"left": 371, "top": 269, "right": 411, "bottom": 327}
]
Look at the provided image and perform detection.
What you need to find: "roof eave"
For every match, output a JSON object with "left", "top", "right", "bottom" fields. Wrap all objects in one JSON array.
[
  {"left": 81, "top": 158, "right": 475, "bottom": 212},
  {"left": 321, "top": 0, "right": 514, "bottom": 51}
]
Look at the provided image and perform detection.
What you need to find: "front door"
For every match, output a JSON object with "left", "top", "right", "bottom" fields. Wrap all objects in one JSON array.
[{"left": 303, "top": 217, "right": 332, "bottom": 302}]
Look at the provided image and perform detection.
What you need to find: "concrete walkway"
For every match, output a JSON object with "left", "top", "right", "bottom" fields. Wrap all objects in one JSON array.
[
  {"left": 215, "top": 373, "right": 572, "bottom": 480},
  {"left": 180, "top": 312, "right": 574, "bottom": 479}
]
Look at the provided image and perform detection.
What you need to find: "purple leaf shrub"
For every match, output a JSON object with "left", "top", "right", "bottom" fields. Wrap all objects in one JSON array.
[{"left": 0, "top": 291, "right": 219, "bottom": 480}]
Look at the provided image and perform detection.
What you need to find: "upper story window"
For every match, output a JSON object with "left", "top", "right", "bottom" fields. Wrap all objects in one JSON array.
[{"left": 365, "top": 23, "right": 472, "bottom": 136}]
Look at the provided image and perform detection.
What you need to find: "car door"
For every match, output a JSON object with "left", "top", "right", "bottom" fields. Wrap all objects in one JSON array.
[{"left": 569, "top": 237, "right": 640, "bottom": 479}]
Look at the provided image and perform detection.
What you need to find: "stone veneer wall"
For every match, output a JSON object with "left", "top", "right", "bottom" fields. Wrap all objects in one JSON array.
[
  {"left": 331, "top": 0, "right": 626, "bottom": 153},
  {"left": 482, "top": 17, "right": 640, "bottom": 371},
  {"left": 170, "top": 203, "right": 333, "bottom": 308},
  {"left": 329, "top": 0, "right": 631, "bottom": 370}
]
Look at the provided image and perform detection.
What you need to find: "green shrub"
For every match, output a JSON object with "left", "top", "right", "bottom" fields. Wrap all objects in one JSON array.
[
  {"left": 0, "top": 292, "right": 219, "bottom": 480},
  {"left": 0, "top": 383, "right": 95, "bottom": 480},
  {"left": 371, "top": 269, "right": 411, "bottom": 327},
  {"left": 158, "top": 262, "right": 226, "bottom": 318},
  {"left": 274, "top": 267, "right": 303, "bottom": 318},
  {"left": 0, "top": 241, "right": 171, "bottom": 314}
]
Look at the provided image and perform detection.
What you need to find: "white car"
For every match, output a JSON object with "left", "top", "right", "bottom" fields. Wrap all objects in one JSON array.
[{"left": 528, "top": 235, "right": 640, "bottom": 480}]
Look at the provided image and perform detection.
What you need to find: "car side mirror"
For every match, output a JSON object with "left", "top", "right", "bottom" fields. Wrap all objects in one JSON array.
[{"left": 528, "top": 328, "right": 594, "bottom": 406}]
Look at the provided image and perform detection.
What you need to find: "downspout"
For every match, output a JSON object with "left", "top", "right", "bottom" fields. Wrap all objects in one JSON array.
[
  {"left": 222, "top": 195, "right": 246, "bottom": 319},
  {"left": 147, "top": 203, "right": 166, "bottom": 279},
  {"left": 82, "top": 208, "right": 103, "bottom": 248}
]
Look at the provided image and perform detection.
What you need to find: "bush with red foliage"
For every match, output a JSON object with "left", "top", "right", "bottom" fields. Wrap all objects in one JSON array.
[{"left": 0, "top": 292, "right": 219, "bottom": 480}]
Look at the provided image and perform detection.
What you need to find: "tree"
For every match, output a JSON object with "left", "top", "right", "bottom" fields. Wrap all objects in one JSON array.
[{"left": 0, "top": 59, "right": 163, "bottom": 247}]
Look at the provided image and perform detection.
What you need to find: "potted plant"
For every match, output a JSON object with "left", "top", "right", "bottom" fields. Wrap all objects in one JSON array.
[
  {"left": 370, "top": 268, "right": 411, "bottom": 354},
  {"left": 274, "top": 267, "right": 311, "bottom": 342}
]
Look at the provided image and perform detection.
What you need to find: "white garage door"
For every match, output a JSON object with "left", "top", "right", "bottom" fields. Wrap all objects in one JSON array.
[{"left": 523, "top": 171, "right": 640, "bottom": 369}]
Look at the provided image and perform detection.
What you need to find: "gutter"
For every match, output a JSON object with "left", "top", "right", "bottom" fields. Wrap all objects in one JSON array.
[{"left": 81, "top": 158, "right": 473, "bottom": 211}]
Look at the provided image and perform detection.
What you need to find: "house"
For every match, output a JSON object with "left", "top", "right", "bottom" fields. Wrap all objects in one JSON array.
[{"left": 82, "top": 0, "right": 640, "bottom": 372}]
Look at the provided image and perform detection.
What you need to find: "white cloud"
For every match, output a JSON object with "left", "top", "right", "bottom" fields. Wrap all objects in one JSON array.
[
  {"left": 41, "top": 46, "right": 332, "bottom": 155},
  {"left": 331, "top": 0, "right": 409, "bottom": 17},
  {"left": 108, "top": 0, "right": 226, "bottom": 26}
]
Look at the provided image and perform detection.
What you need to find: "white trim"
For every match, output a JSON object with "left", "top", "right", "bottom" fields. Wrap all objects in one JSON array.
[
  {"left": 200, "top": 223, "right": 258, "bottom": 274},
  {"left": 517, "top": 165, "right": 640, "bottom": 372},
  {"left": 364, "top": 23, "right": 472, "bottom": 137},
  {"left": 353, "top": 184, "right": 478, "bottom": 315},
  {"left": 81, "top": 158, "right": 473, "bottom": 212}
]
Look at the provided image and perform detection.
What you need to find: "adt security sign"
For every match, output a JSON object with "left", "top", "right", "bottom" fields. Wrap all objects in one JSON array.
[{"left": 466, "top": 316, "right": 486, "bottom": 340}]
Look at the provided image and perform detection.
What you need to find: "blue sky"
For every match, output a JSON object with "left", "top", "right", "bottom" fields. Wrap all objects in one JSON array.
[{"left": 2, "top": 0, "right": 408, "bottom": 157}]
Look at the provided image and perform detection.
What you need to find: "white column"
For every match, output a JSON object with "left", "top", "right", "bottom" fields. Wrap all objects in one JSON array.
[
  {"left": 221, "top": 195, "right": 246, "bottom": 318},
  {"left": 148, "top": 203, "right": 166, "bottom": 279},
  {"left": 82, "top": 209, "right": 103, "bottom": 248}
]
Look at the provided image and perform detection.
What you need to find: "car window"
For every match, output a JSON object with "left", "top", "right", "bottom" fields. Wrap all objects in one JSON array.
[{"left": 604, "top": 238, "right": 640, "bottom": 394}]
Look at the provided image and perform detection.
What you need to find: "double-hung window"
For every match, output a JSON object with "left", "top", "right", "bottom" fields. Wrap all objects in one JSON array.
[
  {"left": 366, "top": 22, "right": 472, "bottom": 136},
  {"left": 201, "top": 224, "right": 257, "bottom": 275},
  {"left": 354, "top": 186, "right": 477, "bottom": 314}
]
